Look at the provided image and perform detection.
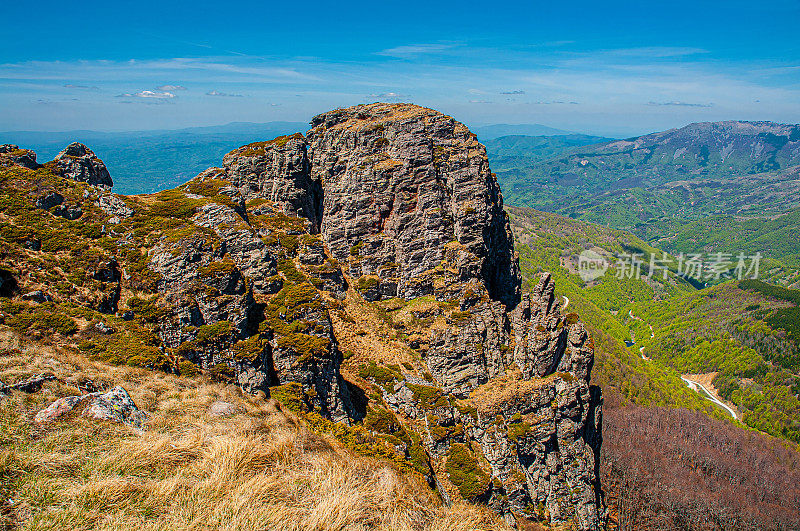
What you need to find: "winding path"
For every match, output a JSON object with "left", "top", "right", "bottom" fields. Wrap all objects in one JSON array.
[
  {"left": 563, "top": 296, "right": 569, "bottom": 310},
  {"left": 680, "top": 376, "right": 739, "bottom": 420}
]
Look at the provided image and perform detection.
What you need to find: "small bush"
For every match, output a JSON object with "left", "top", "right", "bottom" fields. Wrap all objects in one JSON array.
[{"left": 445, "top": 443, "right": 489, "bottom": 499}]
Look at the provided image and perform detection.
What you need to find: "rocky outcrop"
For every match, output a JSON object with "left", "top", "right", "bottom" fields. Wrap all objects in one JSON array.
[
  {"left": 0, "top": 103, "right": 604, "bottom": 530},
  {"left": 222, "top": 134, "right": 322, "bottom": 230},
  {"left": 0, "top": 144, "right": 40, "bottom": 169},
  {"left": 187, "top": 103, "right": 602, "bottom": 527},
  {"left": 52, "top": 142, "right": 113, "bottom": 189},
  {"left": 308, "top": 104, "right": 520, "bottom": 307}
]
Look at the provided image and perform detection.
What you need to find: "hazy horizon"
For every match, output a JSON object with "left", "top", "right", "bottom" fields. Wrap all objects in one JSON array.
[{"left": 2, "top": 0, "right": 799, "bottom": 136}]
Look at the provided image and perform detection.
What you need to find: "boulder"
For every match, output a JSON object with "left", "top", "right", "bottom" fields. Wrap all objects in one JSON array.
[
  {"left": 34, "top": 386, "right": 147, "bottom": 428},
  {"left": 51, "top": 143, "right": 113, "bottom": 189},
  {"left": 208, "top": 400, "right": 242, "bottom": 417}
]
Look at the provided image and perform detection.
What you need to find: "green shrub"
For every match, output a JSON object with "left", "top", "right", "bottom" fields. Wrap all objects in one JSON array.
[
  {"left": 407, "top": 383, "right": 449, "bottom": 409},
  {"left": 358, "top": 361, "right": 401, "bottom": 390},
  {"left": 276, "top": 333, "right": 330, "bottom": 364},
  {"left": 270, "top": 382, "right": 307, "bottom": 413},
  {"left": 445, "top": 443, "right": 489, "bottom": 499},
  {"left": 364, "top": 407, "right": 403, "bottom": 435}
]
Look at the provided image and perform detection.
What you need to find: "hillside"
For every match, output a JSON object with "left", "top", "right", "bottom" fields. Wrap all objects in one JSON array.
[
  {"left": 493, "top": 121, "right": 800, "bottom": 287},
  {"left": 507, "top": 207, "right": 800, "bottom": 444},
  {"left": 3, "top": 107, "right": 800, "bottom": 530}
]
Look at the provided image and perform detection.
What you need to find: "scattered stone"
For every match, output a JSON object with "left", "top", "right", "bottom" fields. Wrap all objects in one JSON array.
[
  {"left": 21, "top": 290, "right": 51, "bottom": 303},
  {"left": 34, "top": 394, "right": 87, "bottom": 423},
  {"left": 208, "top": 400, "right": 242, "bottom": 417},
  {"left": 34, "top": 386, "right": 147, "bottom": 428},
  {"left": 83, "top": 386, "right": 148, "bottom": 428},
  {"left": 94, "top": 321, "right": 115, "bottom": 334},
  {"left": 0, "top": 373, "right": 57, "bottom": 394},
  {"left": 98, "top": 194, "right": 134, "bottom": 219},
  {"left": 51, "top": 204, "right": 83, "bottom": 220}
]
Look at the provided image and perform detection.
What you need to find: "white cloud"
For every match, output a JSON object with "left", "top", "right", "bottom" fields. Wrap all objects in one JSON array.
[
  {"left": 156, "top": 84, "right": 187, "bottom": 91},
  {"left": 647, "top": 101, "right": 714, "bottom": 108},
  {"left": 206, "top": 90, "right": 243, "bottom": 97},
  {"left": 63, "top": 84, "right": 99, "bottom": 90},
  {"left": 117, "top": 90, "right": 175, "bottom": 99},
  {"left": 366, "top": 92, "right": 407, "bottom": 100}
]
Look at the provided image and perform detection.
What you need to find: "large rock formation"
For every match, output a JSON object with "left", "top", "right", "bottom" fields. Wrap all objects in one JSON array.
[
  {"left": 52, "top": 142, "right": 113, "bottom": 189},
  {"left": 215, "top": 103, "right": 604, "bottom": 528},
  {"left": 0, "top": 103, "right": 604, "bottom": 529}
]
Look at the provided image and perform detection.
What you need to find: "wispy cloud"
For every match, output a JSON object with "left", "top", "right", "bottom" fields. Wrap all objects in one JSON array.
[
  {"left": 604, "top": 47, "right": 709, "bottom": 58},
  {"left": 156, "top": 84, "right": 186, "bottom": 91},
  {"left": 63, "top": 84, "right": 99, "bottom": 90},
  {"left": 501, "top": 90, "right": 525, "bottom": 95},
  {"left": 206, "top": 90, "right": 243, "bottom": 97},
  {"left": 469, "top": 100, "right": 493, "bottom": 104},
  {"left": 366, "top": 92, "right": 407, "bottom": 101},
  {"left": 647, "top": 101, "right": 714, "bottom": 108},
  {"left": 376, "top": 43, "right": 459, "bottom": 58}
]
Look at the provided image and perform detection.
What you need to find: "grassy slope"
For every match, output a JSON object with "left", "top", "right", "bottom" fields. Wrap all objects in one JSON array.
[
  {"left": 625, "top": 281, "right": 800, "bottom": 442},
  {"left": 0, "top": 332, "right": 507, "bottom": 530}
]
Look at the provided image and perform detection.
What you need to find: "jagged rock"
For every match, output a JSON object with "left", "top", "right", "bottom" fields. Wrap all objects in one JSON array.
[
  {"left": 305, "top": 104, "right": 520, "bottom": 306},
  {"left": 98, "top": 194, "right": 134, "bottom": 219},
  {"left": 52, "top": 142, "right": 113, "bottom": 189},
  {"left": 7, "top": 103, "right": 603, "bottom": 529},
  {"left": 34, "top": 386, "right": 147, "bottom": 428},
  {"left": 222, "top": 135, "right": 322, "bottom": 230},
  {"left": 35, "top": 192, "right": 64, "bottom": 210},
  {"left": 0, "top": 144, "right": 39, "bottom": 169}
]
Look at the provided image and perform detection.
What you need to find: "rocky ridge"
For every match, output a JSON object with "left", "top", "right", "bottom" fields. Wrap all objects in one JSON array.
[{"left": 0, "top": 103, "right": 603, "bottom": 529}]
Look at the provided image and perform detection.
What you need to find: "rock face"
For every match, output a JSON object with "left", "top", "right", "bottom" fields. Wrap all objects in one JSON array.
[
  {"left": 52, "top": 142, "right": 113, "bottom": 189},
  {"left": 0, "top": 103, "right": 604, "bottom": 530},
  {"left": 222, "top": 134, "right": 322, "bottom": 230},
  {"left": 308, "top": 105, "right": 520, "bottom": 306}
]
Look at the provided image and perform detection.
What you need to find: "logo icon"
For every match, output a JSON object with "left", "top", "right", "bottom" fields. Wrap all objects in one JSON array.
[{"left": 578, "top": 250, "right": 608, "bottom": 281}]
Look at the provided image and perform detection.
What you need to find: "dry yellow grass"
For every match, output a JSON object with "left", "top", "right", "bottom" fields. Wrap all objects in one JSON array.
[
  {"left": 0, "top": 331, "right": 510, "bottom": 531},
  {"left": 469, "top": 369, "right": 554, "bottom": 416}
]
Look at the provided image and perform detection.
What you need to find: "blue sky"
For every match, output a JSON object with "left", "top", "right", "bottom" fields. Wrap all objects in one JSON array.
[{"left": 1, "top": 0, "right": 799, "bottom": 136}]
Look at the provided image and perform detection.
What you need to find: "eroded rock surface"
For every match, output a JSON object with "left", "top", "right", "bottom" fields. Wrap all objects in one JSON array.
[{"left": 52, "top": 142, "right": 113, "bottom": 189}]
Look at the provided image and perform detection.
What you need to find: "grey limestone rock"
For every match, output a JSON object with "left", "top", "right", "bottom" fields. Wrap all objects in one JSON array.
[{"left": 52, "top": 142, "right": 113, "bottom": 189}]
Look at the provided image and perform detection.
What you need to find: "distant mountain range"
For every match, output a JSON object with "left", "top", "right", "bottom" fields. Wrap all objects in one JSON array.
[
  {"left": 490, "top": 120, "right": 800, "bottom": 286},
  {"left": 472, "top": 123, "right": 573, "bottom": 140},
  {"left": 0, "top": 122, "right": 307, "bottom": 195}
]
